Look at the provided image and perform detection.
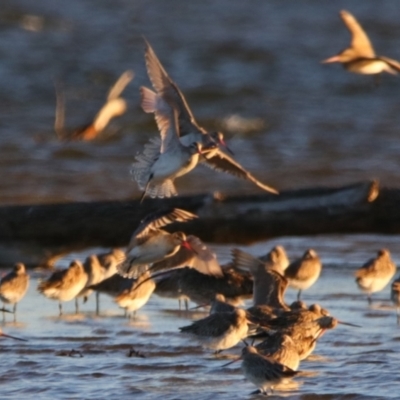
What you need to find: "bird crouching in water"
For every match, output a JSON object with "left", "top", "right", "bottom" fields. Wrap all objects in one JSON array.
[
  {"left": 179, "top": 308, "right": 250, "bottom": 354},
  {"left": 322, "top": 10, "right": 400, "bottom": 82},
  {"left": 222, "top": 346, "right": 299, "bottom": 396}
]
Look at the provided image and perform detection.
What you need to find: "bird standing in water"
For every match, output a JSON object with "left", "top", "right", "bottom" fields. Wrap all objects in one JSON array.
[{"left": 0, "top": 263, "right": 29, "bottom": 322}]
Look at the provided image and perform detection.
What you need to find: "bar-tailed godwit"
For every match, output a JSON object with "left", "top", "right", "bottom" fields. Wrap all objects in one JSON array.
[
  {"left": 55, "top": 70, "right": 134, "bottom": 141},
  {"left": 179, "top": 308, "right": 249, "bottom": 354},
  {"left": 284, "top": 249, "right": 322, "bottom": 300},
  {"left": 0, "top": 263, "right": 29, "bottom": 321},
  {"left": 355, "top": 248, "right": 396, "bottom": 304},
  {"left": 322, "top": 10, "right": 400, "bottom": 78},
  {"left": 37, "top": 260, "right": 88, "bottom": 316},
  {"left": 141, "top": 39, "right": 278, "bottom": 195}
]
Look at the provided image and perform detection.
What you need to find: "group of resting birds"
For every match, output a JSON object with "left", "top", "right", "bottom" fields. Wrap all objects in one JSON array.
[
  {"left": 1, "top": 206, "right": 399, "bottom": 395},
  {"left": 2, "top": 8, "right": 400, "bottom": 396}
]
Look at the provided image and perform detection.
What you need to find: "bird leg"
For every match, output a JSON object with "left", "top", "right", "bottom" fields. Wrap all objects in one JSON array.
[
  {"left": 75, "top": 298, "right": 79, "bottom": 314},
  {"left": 96, "top": 292, "right": 100, "bottom": 316},
  {"left": 59, "top": 302, "right": 63, "bottom": 316},
  {"left": 13, "top": 303, "right": 17, "bottom": 322},
  {"left": 367, "top": 294, "right": 372, "bottom": 305},
  {"left": 297, "top": 290, "right": 302, "bottom": 301}
]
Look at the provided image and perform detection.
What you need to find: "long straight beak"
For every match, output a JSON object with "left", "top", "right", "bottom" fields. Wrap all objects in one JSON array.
[
  {"left": 321, "top": 55, "right": 341, "bottom": 64},
  {"left": 219, "top": 139, "right": 234, "bottom": 156},
  {"left": 337, "top": 320, "right": 362, "bottom": 328},
  {"left": 221, "top": 357, "right": 241, "bottom": 367},
  {"left": 0, "top": 308, "right": 13, "bottom": 314},
  {"left": 1, "top": 332, "right": 28, "bottom": 341}
]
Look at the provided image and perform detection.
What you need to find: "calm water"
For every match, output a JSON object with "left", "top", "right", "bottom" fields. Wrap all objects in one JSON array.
[{"left": 2, "top": 1, "right": 400, "bottom": 398}]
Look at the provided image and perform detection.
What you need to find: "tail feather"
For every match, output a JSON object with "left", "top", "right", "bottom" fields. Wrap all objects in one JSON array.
[{"left": 140, "top": 86, "right": 159, "bottom": 113}]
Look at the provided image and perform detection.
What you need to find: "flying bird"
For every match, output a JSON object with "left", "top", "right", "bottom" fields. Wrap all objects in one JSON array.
[
  {"left": 322, "top": 10, "right": 400, "bottom": 79},
  {"left": 117, "top": 208, "right": 198, "bottom": 278},
  {"left": 141, "top": 39, "right": 278, "bottom": 195},
  {"left": 55, "top": 70, "right": 134, "bottom": 141}
]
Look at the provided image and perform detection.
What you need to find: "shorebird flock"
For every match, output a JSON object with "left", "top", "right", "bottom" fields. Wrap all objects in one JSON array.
[{"left": 2, "top": 8, "right": 400, "bottom": 396}]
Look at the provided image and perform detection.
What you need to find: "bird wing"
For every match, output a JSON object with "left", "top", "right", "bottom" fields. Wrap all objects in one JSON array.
[
  {"left": 131, "top": 208, "right": 198, "bottom": 243},
  {"left": 202, "top": 149, "right": 279, "bottom": 194},
  {"left": 340, "top": 10, "right": 375, "bottom": 58},
  {"left": 185, "top": 235, "right": 223, "bottom": 277},
  {"left": 143, "top": 38, "right": 205, "bottom": 138},
  {"left": 141, "top": 88, "right": 181, "bottom": 154},
  {"left": 180, "top": 313, "right": 234, "bottom": 337},
  {"left": 231, "top": 248, "right": 265, "bottom": 273},
  {"left": 107, "top": 70, "right": 134, "bottom": 101},
  {"left": 54, "top": 80, "right": 66, "bottom": 140},
  {"left": 149, "top": 235, "right": 222, "bottom": 277},
  {"left": 378, "top": 56, "right": 400, "bottom": 72}
]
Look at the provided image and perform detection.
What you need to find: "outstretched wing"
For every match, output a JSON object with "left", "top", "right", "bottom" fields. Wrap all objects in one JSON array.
[
  {"left": 132, "top": 208, "right": 198, "bottom": 243},
  {"left": 202, "top": 149, "right": 279, "bottom": 194},
  {"left": 107, "top": 70, "right": 134, "bottom": 101},
  {"left": 143, "top": 38, "right": 205, "bottom": 137},
  {"left": 340, "top": 10, "right": 375, "bottom": 58}
]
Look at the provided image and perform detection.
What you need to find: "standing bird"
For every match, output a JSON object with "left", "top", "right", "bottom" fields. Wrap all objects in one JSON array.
[
  {"left": 0, "top": 263, "right": 29, "bottom": 322},
  {"left": 78, "top": 248, "right": 125, "bottom": 315},
  {"left": 55, "top": 70, "right": 134, "bottom": 141},
  {"left": 223, "top": 346, "right": 298, "bottom": 396},
  {"left": 391, "top": 276, "right": 400, "bottom": 324},
  {"left": 141, "top": 39, "right": 278, "bottom": 195},
  {"left": 284, "top": 249, "right": 322, "bottom": 301},
  {"left": 37, "top": 260, "right": 88, "bottom": 316},
  {"left": 355, "top": 248, "right": 396, "bottom": 305},
  {"left": 132, "top": 87, "right": 213, "bottom": 200},
  {"left": 179, "top": 308, "right": 249, "bottom": 354},
  {"left": 117, "top": 208, "right": 198, "bottom": 279},
  {"left": 322, "top": 10, "right": 400, "bottom": 80},
  {"left": 115, "top": 271, "right": 156, "bottom": 319}
]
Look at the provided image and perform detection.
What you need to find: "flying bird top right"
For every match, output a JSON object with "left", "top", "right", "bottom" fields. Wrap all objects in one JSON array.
[{"left": 322, "top": 10, "right": 400, "bottom": 76}]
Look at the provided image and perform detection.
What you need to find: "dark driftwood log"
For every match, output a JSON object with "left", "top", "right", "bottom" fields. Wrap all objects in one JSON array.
[{"left": 0, "top": 180, "right": 393, "bottom": 267}]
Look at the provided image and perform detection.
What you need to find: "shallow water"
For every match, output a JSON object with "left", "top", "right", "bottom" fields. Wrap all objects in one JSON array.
[{"left": 1, "top": 235, "right": 400, "bottom": 399}]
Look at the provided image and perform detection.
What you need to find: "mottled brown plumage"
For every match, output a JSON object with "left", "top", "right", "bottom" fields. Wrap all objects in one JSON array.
[
  {"left": 37, "top": 260, "right": 88, "bottom": 316},
  {"left": 355, "top": 248, "right": 396, "bottom": 304},
  {"left": 284, "top": 249, "right": 322, "bottom": 300},
  {"left": 0, "top": 263, "right": 29, "bottom": 321}
]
